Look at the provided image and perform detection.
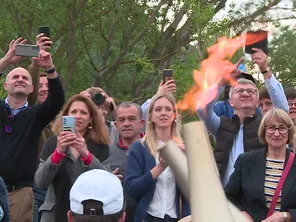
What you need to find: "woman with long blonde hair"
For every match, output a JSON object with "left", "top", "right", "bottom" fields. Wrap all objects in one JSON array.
[
  {"left": 35, "top": 94, "right": 110, "bottom": 222},
  {"left": 125, "top": 93, "right": 190, "bottom": 222}
]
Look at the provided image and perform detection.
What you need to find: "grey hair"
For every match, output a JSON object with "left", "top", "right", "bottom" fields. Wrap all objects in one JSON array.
[
  {"left": 114, "top": 101, "right": 143, "bottom": 119},
  {"left": 229, "top": 78, "right": 259, "bottom": 99}
]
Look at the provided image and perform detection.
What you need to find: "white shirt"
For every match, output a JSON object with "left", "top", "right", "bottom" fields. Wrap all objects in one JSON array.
[
  {"left": 147, "top": 152, "right": 177, "bottom": 219},
  {"left": 222, "top": 125, "right": 244, "bottom": 187}
]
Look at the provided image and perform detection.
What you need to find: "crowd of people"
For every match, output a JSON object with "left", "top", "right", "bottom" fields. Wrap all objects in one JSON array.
[{"left": 0, "top": 31, "right": 296, "bottom": 222}]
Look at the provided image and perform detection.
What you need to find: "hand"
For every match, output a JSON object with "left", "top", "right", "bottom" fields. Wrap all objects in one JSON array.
[
  {"left": 261, "top": 212, "right": 287, "bottom": 222},
  {"left": 34, "top": 50, "right": 54, "bottom": 70},
  {"left": 72, "top": 130, "right": 89, "bottom": 158},
  {"left": 57, "top": 131, "right": 77, "bottom": 154},
  {"left": 112, "top": 168, "right": 124, "bottom": 181},
  {"left": 217, "top": 57, "right": 244, "bottom": 86},
  {"left": 3, "top": 37, "right": 27, "bottom": 65},
  {"left": 36, "top": 33, "right": 53, "bottom": 51},
  {"left": 157, "top": 79, "right": 176, "bottom": 95},
  {"left": 251, "top": 48, "right": 268, "bottom": 72},
  {"left": 104, "top": 95, "right": 116, "bottom": 112},
  {"left": 179, "top": 143, "right": 186, "bottom": 151},
  {"left": 158, "top": 156, "right": 168, "bottom": 170},
  {"left": 80, "top": 90, "right": 91, "bottom": 99},
  {"left": 100, "top": 91, "right": 116, "bottom": 112},
  {"left": 242, "top": 211, "right": 253, "bottom": 222}
]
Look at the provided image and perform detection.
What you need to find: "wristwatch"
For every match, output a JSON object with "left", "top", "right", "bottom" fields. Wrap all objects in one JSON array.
[
  {"left": 282, "top": 212, "right": 288, "bottom": 222},
  {"left": 45, "top": 67, "right": 56, "bottom": 74},
  {"left": 261, "top": 68, "right": 269, "bottom": 74}
]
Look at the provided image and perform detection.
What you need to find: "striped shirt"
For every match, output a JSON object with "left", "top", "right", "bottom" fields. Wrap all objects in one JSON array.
[{"left": 264, "top": 159, "right": 284, "bottom": 211}]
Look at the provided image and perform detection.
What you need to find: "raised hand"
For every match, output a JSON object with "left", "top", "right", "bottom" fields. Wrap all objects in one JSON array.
[
  {"left": 34, "top": 50, "right": 54, "bottom": 70},
  {"left": 36, "top": 33, "right": 53, "bottom": 51},
  {"left": 251, "top": 48, "right": 268, "bottom": 72},
  {"left": 157, "top": 79, "right": 176, "bottom": 95},
  {"left": 217, "top": 57, "right": 244, "bottom": 86},
  {"left": 72, "top": 130, "right": 89, "bottom": 158},
  {"left": 56, "top": 131, "right": 77, "bottom": 154},
  {"left": 3, "top": 37, "right": 27, "bottom": 65}
]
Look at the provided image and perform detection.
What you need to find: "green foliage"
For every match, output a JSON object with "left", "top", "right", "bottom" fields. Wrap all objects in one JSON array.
[{"left": 269, "top": 27, "right": 296, "bottom": 87}]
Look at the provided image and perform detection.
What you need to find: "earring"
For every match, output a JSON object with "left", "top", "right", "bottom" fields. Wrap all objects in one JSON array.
[
  {"left": 88, "top": 122, "right": 93, "bottom": 129},
  {"left": 149, "top": 121, "right": 155, "bottom": 127}
]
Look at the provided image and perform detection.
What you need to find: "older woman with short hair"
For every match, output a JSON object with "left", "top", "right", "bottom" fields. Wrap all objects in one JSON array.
[{"left": 225, "top": 108, "right": 296, "bottom": 222}]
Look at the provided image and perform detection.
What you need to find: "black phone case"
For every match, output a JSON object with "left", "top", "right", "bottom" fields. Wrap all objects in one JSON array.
[
  {"left": 245, "top": 31, "right": 268, "bottom": 54},
  {"left": 39, "top": 27, "right": 50, "bottom": 38}
]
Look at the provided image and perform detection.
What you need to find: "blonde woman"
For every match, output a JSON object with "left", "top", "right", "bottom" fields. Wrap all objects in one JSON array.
[
  {"left": 35, "top": 94, "right": 110, "bottom": 222},
  {"left": 125, "top": 93, "right": 190, "bottom": 222}
]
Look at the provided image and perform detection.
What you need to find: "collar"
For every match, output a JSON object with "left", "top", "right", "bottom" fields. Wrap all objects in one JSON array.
[
  {"left": 118, "top": 133, "right": 145, "bottom": 149},
  {"left": 5, "top": 97, "right": 28, "bottom": 114}
]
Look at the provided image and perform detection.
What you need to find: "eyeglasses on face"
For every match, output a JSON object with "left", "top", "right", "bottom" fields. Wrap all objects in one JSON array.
[
  {"left": 5, "top": 115, "right": 13, "bottom": 134},
  {"left": 288, "top": 101, "right": 296, "bottom": 108},
  {"left": 233, "top": 88, "right": 257, "bottom": 95},
  {"left": 265, "top": 125, "right": 289, "bottom": 135}
]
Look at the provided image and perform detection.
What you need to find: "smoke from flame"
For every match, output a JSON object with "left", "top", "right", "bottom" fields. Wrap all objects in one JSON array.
[{"left": 177, "top": 32, "right": 267, "bottom": 112}]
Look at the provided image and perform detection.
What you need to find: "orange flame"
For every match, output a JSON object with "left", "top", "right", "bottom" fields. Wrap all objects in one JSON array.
[{"left": 177, "top": 32, "right": 267, "bottom": 113}]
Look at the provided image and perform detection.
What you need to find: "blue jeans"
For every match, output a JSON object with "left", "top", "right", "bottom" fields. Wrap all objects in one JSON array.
[{"left": 33, "top": 184, "right": 47, "bottom": 222}]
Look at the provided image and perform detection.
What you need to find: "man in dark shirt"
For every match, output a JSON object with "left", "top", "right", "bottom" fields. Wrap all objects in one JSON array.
[
  {"left": 0, "top": 46, "right": 65, "bottom": 221},
  {"left": 107, "top": 101, "right": 144, "bottom": 222}
]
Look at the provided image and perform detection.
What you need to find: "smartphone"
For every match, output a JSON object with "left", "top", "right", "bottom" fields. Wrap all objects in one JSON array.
[
  {"left": 39, "top": 26, "right": 50, "bottom": 38},
  {"left": 62, "top": 116, "right": 76, "bottom": 133},
  {"left": 163, "top": 69, "right": 174, "bottom": 83},
  {"left": 245, "top": 30, "right": 268, "bottom": 55},
  {"left": 15, "top": 44, "right": 39, "bottom": 57}
]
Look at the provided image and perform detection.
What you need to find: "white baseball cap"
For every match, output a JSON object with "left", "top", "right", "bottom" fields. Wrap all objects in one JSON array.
[{"left": 70, "top": 169, "right": 124, "bottom": 216}]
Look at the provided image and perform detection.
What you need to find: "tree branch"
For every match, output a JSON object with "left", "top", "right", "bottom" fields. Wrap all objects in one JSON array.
[
  {"left": 7, "top": 2, "right": 34, "bottom": 43},
  {"left": 80, "top": 5, "right": 99, "bottom": 72},
  {"left": 93, "top": 0, "right": 167, "bottom": 86},
  {"left": 101, "top": 0, "right": 121, "bottom": 67},
  {"left": 228, "top": 0, "right": 281, "bottom": 28},
  {"left": 214, "top": 0, "right": 227, "bottom": 13}
]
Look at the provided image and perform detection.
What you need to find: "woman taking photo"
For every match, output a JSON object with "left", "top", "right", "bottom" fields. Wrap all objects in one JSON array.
[
  {"left": 35, "top": 94, "right": 110, "bottom": 222},
  {"left": 125, "top": 93, "right": 190, "bottom": 222},
  {"left": 225, "top": 108, "right": 296, "bottom": 222}
]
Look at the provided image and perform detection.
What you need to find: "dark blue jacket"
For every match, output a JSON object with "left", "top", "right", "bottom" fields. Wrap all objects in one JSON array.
[
  {"left": 124, "top": 140, "right": 190, "bottom": 222},
  {"left": 0, "top": 177, "right": 10, "bottom": 222}
]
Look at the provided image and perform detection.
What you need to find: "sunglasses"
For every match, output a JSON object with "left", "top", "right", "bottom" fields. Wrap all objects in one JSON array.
[{"left": 5, "top": 115, "right": 13, "bottom": 134}]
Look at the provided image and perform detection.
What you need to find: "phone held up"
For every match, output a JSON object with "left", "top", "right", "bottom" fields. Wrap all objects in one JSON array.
[
  {"left": 245, "top": 30, "right": 268, "bottom": 55},
  {"left": 15, "top": 44, "right": 40, "bottom": 57},
  {"left": 39, "top": 26, "right": 50, "bottom": 38},
  {"left": 62, "top": 116, "right": 76, "bottom": 133},
  {"left": 163, "top": 69, "right": 174, "bottom": 84}
]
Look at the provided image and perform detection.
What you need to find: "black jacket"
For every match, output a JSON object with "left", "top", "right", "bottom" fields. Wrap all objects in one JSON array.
[
  {"left": 215, "top": 114, "right": 265, "bottom": 178},
  {"left": 225, "top": 148, "right": 296, "bottom": 222}
]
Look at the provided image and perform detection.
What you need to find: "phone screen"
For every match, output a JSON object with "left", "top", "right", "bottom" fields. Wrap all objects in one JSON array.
[{"left": 163, "top": 69, "right": 174, "bottom": 83}]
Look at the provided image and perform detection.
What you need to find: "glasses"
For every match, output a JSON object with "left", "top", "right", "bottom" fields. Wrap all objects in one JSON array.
[
  {"left": 288, "top": 101, "right": 296, "bottom": 107},
  {"left": 233, "top": 88, "right": 257, "bottom": 95},
  {"left": 5, "top": 115, "right": 13, "bottom": 134},
  {"left": 265, "top": 125, "right": 289, "bottom": 135}
]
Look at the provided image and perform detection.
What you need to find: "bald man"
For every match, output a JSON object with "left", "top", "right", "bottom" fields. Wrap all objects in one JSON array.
[{"left": 0, "top": 50, "right": 65, "bottom": 221}]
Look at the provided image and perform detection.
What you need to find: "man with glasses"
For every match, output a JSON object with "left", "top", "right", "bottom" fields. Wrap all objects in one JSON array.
[
  {"left": 0, "top": 44, "right": 64, "bottom": 221},
  {"left": 197, "top": 49, "right": 288, "bottom": 187},
  {"left": 67, "top": 169, "right": 125, "bottom": 222},
  {"left": 285, "top": 87, "right": 296, "bottom": 124}
]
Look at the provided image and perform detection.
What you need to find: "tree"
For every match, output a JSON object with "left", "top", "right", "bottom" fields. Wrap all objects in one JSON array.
[{"left": 0, "top": 0, "right": 288, "bottom": 106}]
